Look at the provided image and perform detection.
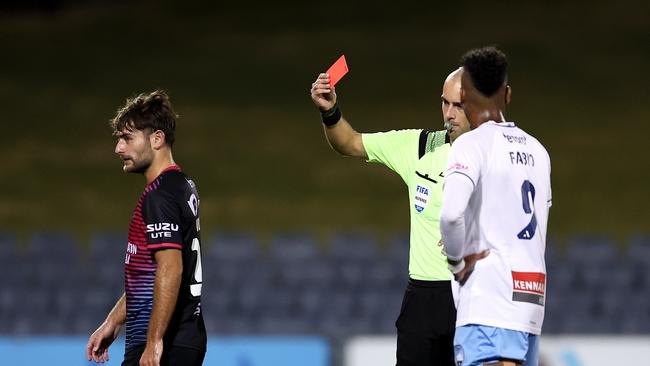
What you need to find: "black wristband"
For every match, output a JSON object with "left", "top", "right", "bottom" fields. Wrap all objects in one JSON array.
[{"left": 321, "top": 104, "right": 342, "bottom": 126}]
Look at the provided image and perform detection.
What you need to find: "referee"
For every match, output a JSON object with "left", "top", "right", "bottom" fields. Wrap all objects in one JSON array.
[{"left": 310, "top": 68, "right": 470, "bottom": 366}]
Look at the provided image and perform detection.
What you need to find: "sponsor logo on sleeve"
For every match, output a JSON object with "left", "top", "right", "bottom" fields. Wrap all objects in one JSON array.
[
  {"left": 446, "top": 162, "right": 468, "bottom": 173},
  {"left": 146, "top": 222, "right": 179, "bottom": 239},
  {"left": 512, "top": 271, "right": 546, "bottom": 306}
]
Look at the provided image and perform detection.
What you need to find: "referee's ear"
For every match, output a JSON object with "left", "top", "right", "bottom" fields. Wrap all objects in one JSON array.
[{"left": 150, "top": 129, "right": 167, "bottom": 150}]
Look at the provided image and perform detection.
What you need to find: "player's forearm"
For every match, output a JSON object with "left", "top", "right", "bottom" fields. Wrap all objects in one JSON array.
[
  {"left": 440, "top": 174, "right": 474, "bottom": 260},
  {"left": 323, "top": 117, "right": 366, "bottom": 158},
  {"left": 441, "top": 215, "right": 466, "bottom": 261},
  {"left": 106, "top": 293, "right": 126, "bottom": 327},
  {"left": 147, "top": 256, "right": 182, "bottom": 342}
]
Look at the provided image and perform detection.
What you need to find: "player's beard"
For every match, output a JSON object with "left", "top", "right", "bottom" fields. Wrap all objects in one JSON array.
[{"left": 123, "top": 152, "right": 153, "bottom": 174}]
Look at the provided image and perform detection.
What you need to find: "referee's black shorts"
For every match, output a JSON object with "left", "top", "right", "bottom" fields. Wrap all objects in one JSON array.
[
  {"left": 121, "top": 345, "right": 205, "bottom": 366},
  {"left": 395, "top": 278, "right": 456, "bottom": 366}
]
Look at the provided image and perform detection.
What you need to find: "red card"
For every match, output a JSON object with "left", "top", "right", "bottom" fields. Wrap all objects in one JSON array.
[{"left": 326, "top": 55, "right": 349, "bottom": 87}]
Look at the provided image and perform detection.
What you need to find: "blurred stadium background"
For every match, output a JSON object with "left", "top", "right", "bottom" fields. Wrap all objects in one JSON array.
[{"left": 0, "top": 0, "right": 648, "bottom": 365}]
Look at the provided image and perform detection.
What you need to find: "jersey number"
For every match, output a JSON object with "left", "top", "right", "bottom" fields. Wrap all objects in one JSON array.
[
  {"left": 517, "top": 180, "right": 537, "bottom": 240},
  {"left": 190, "top": 238, "right": 203, "bottom": 296}
]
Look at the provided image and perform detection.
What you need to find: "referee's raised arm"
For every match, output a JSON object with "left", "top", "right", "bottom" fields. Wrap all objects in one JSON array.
[{"left": 310, "top": 73, "right": 367, "bottom": 159}]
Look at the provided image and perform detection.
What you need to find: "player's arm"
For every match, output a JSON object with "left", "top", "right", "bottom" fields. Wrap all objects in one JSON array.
[
  {"left": 310, "top": 73, "right": 367, "bottom": 158},
  {"left": 106, "top": 293, "right": 127, "bottom": 328},
  {"left": 440, "top": 173, "right": 474, "bottom": 261},
  {"left": 440, "top": 174, "right": 491, "bottom": 284},
  {"left": 86, "top": 293, "right": 126, "bottom": 363},
  {"left": 140, "top": 190, "right": 185, "bottom": 366},
  {"left": 440, "top": 136, "right": 490, "bottom": 284},
  {"left": 140, "top": 249, "right": 182, "bottom": 366}
]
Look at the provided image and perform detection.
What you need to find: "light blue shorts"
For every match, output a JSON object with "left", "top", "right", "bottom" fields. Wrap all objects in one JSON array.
[{"left": 453, "top": 324, "right": 539, "bottom": 366}]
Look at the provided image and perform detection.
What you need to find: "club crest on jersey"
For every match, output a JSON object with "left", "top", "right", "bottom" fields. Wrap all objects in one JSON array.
[
  {"left": 512, "top": 271, "right": 546, "bottom": 306},
  {"left": 414, "top": 184, "right": 429, "bottom": 213}
]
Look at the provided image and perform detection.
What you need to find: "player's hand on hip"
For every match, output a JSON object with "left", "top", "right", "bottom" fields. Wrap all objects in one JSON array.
[
  {"left": 86, "top": 321, "right": 120, "bottom": 363},
  {"left": 140, "top": 339, "right": 163, "bottom": 366},
  {"left": 455, "top": 249, "right": 490, "bottom": 285},
  {"left": 311, "top": 73, "right": 337, "bottom": 112}
]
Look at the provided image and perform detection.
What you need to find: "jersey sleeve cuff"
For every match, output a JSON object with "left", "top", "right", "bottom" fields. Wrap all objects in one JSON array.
[{"left": 147, "top": 242, "right": 183, "bottom": 250}]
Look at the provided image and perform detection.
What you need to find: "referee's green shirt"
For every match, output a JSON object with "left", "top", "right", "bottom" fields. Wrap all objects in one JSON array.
[{"left": 362, "top": 129, "right": 452, "bottom": 281}]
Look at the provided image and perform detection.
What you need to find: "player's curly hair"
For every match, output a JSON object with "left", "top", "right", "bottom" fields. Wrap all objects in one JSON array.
[
  {"left": 460, "top": 46, "right": 508, "bottom": 97},
  {"left": 111, "top": 90, "right": 178, "bottom": 147}
]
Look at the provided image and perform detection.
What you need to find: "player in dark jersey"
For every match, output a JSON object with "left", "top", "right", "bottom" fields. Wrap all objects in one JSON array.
[{"left": 86, "top": 91, "right": 206, "bottom": 366}]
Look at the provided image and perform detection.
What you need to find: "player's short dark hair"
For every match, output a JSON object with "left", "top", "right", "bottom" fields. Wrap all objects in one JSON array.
[
  {"left": 460, "top": 46, "right": 508, "bottom": 97},
  {"left": 111, "top": 90, "right": 177, "bottom": 147}
]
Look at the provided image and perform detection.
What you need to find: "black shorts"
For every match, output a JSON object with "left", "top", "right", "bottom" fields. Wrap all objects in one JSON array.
[
  {"left": 122, "top": 345, "right": 205, "bottom": 366},
  {"left": 395, "top": 279, "right": 456, "bottom": 366}
]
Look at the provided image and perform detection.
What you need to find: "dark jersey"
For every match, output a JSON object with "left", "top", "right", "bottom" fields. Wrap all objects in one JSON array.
[{"left": 124, "top": 165, "right": 206, "bottom": 351}]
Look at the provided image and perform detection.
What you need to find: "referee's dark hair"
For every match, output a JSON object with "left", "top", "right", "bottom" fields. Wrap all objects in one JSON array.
[
  {"left": 460, "top": 46, "right": 508, "bottom": 97},
  {"left": 111, "top": 90, "right": 178, "bottom": 147}
]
